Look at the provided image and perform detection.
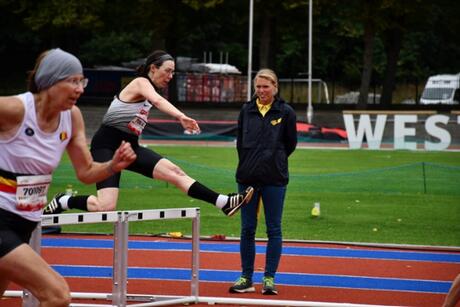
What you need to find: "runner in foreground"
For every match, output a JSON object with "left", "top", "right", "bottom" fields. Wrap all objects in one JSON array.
[{"left": 0, "top": 48, "right": 136, "bottom": 306}]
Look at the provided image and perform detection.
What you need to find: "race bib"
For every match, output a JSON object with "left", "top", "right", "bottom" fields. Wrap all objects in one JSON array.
[{"left": 16, "top": 175, "right": 52, "bottom": 211}]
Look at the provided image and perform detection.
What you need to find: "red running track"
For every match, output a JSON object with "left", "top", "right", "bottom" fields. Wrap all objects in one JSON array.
[{"left": 2, "top": 234, "right": 460, "bottom": 307}]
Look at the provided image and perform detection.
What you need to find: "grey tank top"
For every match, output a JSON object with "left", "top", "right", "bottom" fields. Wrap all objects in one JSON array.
[{"left": 102, "top": 96, "right": 151, "bottom": 134}]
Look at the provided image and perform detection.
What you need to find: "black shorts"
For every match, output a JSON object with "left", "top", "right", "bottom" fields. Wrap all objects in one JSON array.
[
  {"left": 0, "top": 208, "right": 38, "bottom": 257},
  {"left": 90, "top": 125, "right": 164, "bottom": 189}
]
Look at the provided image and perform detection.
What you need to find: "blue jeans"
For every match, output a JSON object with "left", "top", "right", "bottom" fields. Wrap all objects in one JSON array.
[{"left": 238, "top": 184, "right": 286, "bottom": 280}]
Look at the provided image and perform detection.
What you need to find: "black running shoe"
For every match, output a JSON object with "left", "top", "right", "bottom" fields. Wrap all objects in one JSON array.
[
  {"left": 229, "top": 276, "right": 255, "bottom": 293},
  {"left": 222, "top": 186, "right": 254, "bottom": 217},
  {"left": 43, "top": 193, "right": 66, "bottom": 215},
  {"left": 262, "top": 276, "right": 278, "bottom": 295}
]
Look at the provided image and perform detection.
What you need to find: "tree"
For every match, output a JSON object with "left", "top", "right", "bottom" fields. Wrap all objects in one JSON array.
[
  {"left": 1, "top": 0, "right": 459, "bottom": 102},
  {"left": 379, "top": 0, "right": 437, "bottom": 106}
]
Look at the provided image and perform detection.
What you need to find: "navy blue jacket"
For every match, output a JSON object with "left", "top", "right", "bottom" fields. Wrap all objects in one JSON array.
[{"left": 236, "top": 97, "right": 297, "bottom": 186}]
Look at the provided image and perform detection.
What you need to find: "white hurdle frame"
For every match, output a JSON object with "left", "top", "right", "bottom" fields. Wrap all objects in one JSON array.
[
  {"left": 4, "top": 207, "right": 400, "bottom": 307},
  {"left": 5, "top": 208, "right": 201, "bottom": 307}
]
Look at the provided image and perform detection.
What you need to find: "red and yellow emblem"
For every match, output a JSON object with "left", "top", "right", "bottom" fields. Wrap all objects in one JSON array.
[{"left": 59, "top": 131, "right": 68, "bottom": 141}]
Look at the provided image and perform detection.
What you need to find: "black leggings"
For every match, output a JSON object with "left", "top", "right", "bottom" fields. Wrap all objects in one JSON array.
[{"left": 90, "top": 125, "right": 163, "bottom": 189}]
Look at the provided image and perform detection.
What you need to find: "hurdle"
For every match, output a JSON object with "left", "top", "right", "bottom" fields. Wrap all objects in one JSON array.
[
  {"left": 4, "top": 208, "right": 400, "bottom": 307},
  {"left": 5, "top": 208, "right": 201, "bottom": 307}
]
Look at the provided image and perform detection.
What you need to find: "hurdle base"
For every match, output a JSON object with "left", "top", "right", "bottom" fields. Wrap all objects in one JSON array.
[{"left": 4, "top": 290, "right": 400, "bottom": 307}]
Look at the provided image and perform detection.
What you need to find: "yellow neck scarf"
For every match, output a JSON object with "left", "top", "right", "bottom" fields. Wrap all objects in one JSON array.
[{"left": 256, "top": 98, "right": 273, "bottom": 117}]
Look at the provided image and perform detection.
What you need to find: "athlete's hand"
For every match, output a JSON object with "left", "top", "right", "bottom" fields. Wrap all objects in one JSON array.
[
  {"left": 179, "top": 115, "right": 201, "bottom": 135},
  {"left": 110, "top": 141, "right": 137, "bottom": 172}
]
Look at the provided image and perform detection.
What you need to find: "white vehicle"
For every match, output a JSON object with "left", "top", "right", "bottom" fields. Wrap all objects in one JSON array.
[{"left": 420, "top": 73, "right": 460, "bottom": 105}]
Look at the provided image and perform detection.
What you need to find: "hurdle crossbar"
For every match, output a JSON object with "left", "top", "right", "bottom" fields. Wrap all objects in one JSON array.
[{"left": 40, "top": 208, "right": 199, "bottom": 226}]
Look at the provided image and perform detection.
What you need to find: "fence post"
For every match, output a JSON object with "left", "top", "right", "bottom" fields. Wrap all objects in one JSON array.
[{"left": 422, "top": 162, "right": 427, "bottom": 194}]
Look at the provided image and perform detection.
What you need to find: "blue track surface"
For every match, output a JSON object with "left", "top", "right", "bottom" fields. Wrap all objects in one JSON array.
[
  {"left": 53, "top": 265, "right": 452, "bottom": 293},
  {"left": 43, "top": 238, "right": 460, "bottom": 294},
  {"left": 43, "top": 238, "right": 460, "bottom": 263}
]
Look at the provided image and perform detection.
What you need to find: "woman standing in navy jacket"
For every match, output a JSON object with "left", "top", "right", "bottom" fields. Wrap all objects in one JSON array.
[{"left": 229, "top": 69, "right": 297, "bottom": 295}]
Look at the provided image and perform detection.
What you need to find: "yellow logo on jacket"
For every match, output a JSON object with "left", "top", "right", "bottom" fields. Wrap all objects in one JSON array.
[{"left": 271, "top": 118, "right": 282, "bottom": 126}]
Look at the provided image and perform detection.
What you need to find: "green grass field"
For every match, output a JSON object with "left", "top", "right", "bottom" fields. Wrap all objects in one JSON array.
[{"left": 48, "top": 145, "right": 460, "bottom": 247}]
